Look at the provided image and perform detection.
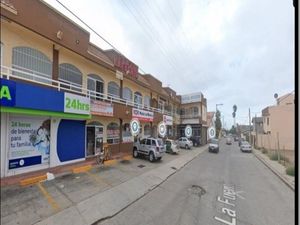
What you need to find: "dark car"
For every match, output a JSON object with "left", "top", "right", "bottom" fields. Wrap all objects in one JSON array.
[{"left": 190, "top": 136, "right": 201, "bottom": 146}]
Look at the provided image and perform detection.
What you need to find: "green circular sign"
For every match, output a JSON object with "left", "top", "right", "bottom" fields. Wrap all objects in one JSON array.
[
  {"left": 130, "top": 119, "right": 140, "bottom": 136},
  {"left": 185, "top": 125, "right": 192, "bottom": 138}
]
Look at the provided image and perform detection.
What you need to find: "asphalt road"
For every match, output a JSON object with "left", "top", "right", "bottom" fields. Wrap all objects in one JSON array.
[{"left": 98, "top": 138, "right": 295, "bottom": 225}]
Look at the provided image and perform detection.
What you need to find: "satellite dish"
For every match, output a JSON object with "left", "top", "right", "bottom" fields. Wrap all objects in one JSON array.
[{"left": 274, "top": 93, "right": 278, "bottom": 99}]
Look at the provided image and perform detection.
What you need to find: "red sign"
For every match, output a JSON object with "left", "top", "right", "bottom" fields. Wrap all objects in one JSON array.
[
  {"left": 91, "top": 100, "right": 113, "bottom": 117},
  {"left": 114, "top": 55, "right": 138, "bottom": 79}
]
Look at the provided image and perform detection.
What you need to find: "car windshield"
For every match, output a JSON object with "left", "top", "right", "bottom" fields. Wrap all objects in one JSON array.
[
  {"left": 242, "top": 141, "right": 249, "bottom": 145},
  {"left": 211, "top": 139, "right": 219, "bottom": 144}
]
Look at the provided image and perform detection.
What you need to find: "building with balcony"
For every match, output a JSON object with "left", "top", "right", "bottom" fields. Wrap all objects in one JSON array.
[
  {"left": 0, "top": 0, "right": 208, "bottom": 179},
  {"left": 178, "top": 92, "right": 208, "bottom": 145}
]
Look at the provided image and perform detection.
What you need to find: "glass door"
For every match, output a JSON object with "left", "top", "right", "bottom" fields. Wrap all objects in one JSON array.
[{"left": 86, "top": 125, "right": 103, "bottom": 157}]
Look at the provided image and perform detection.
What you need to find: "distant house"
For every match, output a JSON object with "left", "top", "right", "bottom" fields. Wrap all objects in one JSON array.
[{"left": 255, "top": 92, "right": 295, "bottom": 163}]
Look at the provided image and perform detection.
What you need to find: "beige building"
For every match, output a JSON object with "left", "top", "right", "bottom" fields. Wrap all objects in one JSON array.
[{"left": 255, "top": 92, "right": 295, "bottom": 163}]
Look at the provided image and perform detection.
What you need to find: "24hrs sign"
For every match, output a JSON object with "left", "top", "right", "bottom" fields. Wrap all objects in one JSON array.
[{"left": 64, "top": 93, "right": 90, "bottom": 115}]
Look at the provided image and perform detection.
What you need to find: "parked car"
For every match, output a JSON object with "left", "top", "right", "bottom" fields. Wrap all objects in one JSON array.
[
  {"left": 133, "top": 137, "right": 165, "bottom": 162},
  {"left": 208, "top": 138, "right": 219, "bottom": 153},
  {"left": 165, "top": 139, "right": 179, "bottom": 154},
  {"left": 190, "top": 136, "right": 201, "bottom": 146},
  {"left": 177, "top": 137, "right": 193, "bottom": 149},
  {"left": 234, "top": 136, "right": 239, "bottom": 141},
  {"left": 240, "top": 141, "right": 252, "bottom": 152},
  {"left": 238, "top": 138, "right": 245, "bottom": 146},
  {"left": 226, "top": 137, "right": 232, "bottom": 145}
]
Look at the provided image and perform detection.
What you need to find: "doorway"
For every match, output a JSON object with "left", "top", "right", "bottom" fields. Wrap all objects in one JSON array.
[{"left": 86, "top": 125, "right": 103, "bottom": 157}]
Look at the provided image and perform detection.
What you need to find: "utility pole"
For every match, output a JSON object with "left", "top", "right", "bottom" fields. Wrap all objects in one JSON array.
[
  {"left": 255, "top": 113, "right": 258, "bottom": 148},
  {"left": 248, "top": 108, "right": 251, "bottom": 144}
]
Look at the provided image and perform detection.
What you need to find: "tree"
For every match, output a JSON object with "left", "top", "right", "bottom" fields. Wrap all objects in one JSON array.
[
  {"left": 229, "top": 125, "right": 237, "bottom": 135},
  {"left": 215, "top": 110, "right": 222, "bottom": 138}
]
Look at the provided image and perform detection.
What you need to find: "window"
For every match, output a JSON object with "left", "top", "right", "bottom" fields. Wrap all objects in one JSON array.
[
  {"left": 87, "top": 74, "right": 104, "bottom": 99},
  {"left": 193, "top": 107, "right": 199, "bottom": 115},
  {"left": 146, "top": 139, "right": 151, "bottom": 145},
  {"left": 107, "top": 122, "right": 120, "bottom": 144},
  {"left": 140, "top": 139, "right": 146, "bottom": 144},
  {"left": 134, "top": 92, "right": 143, "bottom": 107},
  {"left": 59, "top": 63, "right": 82, "bottom": 91},
  {"left": 158, "top": 99, "right": 165, "bottom": 111},
  {"left": 12, "top": 46, "right": 52, "bottom": 83},
  {"left": 144, "top": 124, "right": 151, "bottom": 137},
  {"left": 144, "top": 96, "right": 151, "bottom": 108},
  {"left": 122, "top": 123, "right": 132, "bottom": 142},
  {"left": 267, "top": 117, "right": 269, "bottom": 125},
  {"left": 122, "top": 87, "right": 132, "bottom": 102},
  {"left": 108, "top": 81, "right": 120, "bottom": 99},
  {"left": 151, "top": 139, "right": 156, "bottom": 146}
]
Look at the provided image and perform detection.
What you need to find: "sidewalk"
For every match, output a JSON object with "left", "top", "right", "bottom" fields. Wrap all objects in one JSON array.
[
  {"left": 253, "top": 149, "right": 295, "bottom": 191},
  {"left": 1, "top": 145, "right": 207, "bottom": 225}
]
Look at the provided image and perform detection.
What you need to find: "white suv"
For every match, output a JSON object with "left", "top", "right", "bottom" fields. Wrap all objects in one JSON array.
[
  {"left": 177, "top": 137, "right": 193, "bottom": 149},
  {"left": 133, "top": 138, "right": 165, "bottom": 162}
]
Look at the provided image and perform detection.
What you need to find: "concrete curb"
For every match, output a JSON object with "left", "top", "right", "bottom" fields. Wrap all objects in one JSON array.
[
  {"left": 34, "top": 145, "right": 208, "bottom": 225},
  {"left": 253, "top": 150, "right": 294, "bottom": 191}
]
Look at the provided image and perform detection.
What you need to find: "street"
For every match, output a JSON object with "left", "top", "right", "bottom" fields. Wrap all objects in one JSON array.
[{"left": 98, "top": 139, "right": 294, "bottom": 225}]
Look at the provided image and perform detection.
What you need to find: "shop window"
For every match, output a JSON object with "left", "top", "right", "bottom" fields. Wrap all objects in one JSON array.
[
  {"left": 12, "top": 46, "right": 52, "bottom": 84},
  {"left": 122, "top": 87, "right": 132, "bottom": 102},
  {"left": 134, "top": 92, "right": 143, "bottom": 107},
  {"left": 108, "top": 81, "right": 120, "bottom": 99},
  {"left": 122, "top": 123, "right": 132, "bottom": 142},
  {"left": 144, "top": 124, "right": 151, "bottom": 137},
  {"left": 144, "top": 96, "right": 150, "bottom": 108},
  {"left": 59, "top": 63, "right": 82, "bottom": 91},
  {"left": 107, "top": 122, "right": 120, "bottom": 144},
  {"left": 87, "top": 74, "right": 104, "bottom": 100}
]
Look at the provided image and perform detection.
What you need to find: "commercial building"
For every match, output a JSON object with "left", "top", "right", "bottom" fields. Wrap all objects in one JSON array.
[{"left": 0, "top": 0, "right": 207, "bottom": 179}]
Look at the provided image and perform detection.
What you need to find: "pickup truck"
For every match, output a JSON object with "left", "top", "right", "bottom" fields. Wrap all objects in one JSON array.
[{"left": 133, "top": 137, "right": 165, "bottom": 162}]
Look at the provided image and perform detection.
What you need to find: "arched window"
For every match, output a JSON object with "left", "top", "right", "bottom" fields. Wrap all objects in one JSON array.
[
  {"left": 134, "top": 92, "right": 143, "bottom": 107},
  {"left": 87, "top": 74, "right": 104, "bottom": 99},
  {"left": 122, "top": 87, "right": 132, "bottom": 102},
  {"left": 59, "top": 63, "right": 82, "bottom": 91},
  {"left": 12, "top": 46, "right": 52, "bottom": 83},
  {"left": 144, "top": 96, "right": 150, "bottom": 108},
  {"left": 144, "top": 124, "right": 151, "bottom": 137},
  {"left": 108, "top": 81, "right": 120, "bottom": 99},
  {"left": 107, "top": 122, "right": 120, "bottom": 144}
]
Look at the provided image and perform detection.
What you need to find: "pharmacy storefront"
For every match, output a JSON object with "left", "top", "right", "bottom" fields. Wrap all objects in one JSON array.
[{"left": 0, "top": 78, "right": 90, "bottom": 177}]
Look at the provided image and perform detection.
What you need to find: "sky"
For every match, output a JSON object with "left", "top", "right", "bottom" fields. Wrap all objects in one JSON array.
[{"left": 44, "top": 0, "right": 295, "bottom": 129}]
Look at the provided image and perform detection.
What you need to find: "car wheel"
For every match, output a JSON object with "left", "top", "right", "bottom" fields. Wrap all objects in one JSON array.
[
  {"left": 185, "top": 144, "right": 189, "bottom": 149},
  {"left": 149, "top": 152, "right": 155, "bottom": 162},
  {"left": 133, "top": 148, "right": 138, "bottom": 158}
]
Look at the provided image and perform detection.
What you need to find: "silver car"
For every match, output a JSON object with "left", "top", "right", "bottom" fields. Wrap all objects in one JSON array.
[
  {"left": 177, "top": 137, "right": 193, "bottom": 149},
  {"left": 133, "top": 138, "right": 165, "bottom": 162},
  {"left": 240, "top": 141, "right": 252, "bottom": 152}
]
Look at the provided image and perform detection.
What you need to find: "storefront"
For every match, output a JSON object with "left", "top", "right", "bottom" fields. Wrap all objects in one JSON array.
[
  {"left": 163, "top": 115, "right": 174, "bottom": 138},
  {"left": 132, "top": 108, "right": 154, "bottom": 139},
  {"left": 0, "top": 78, "right": 90, "bottom": 177}
]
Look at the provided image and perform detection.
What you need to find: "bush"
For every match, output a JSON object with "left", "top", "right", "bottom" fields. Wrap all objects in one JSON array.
[
  {"left": 269, "top": 153, "right": 279, "bottom": 161},
  {"left": 286, "top": 166, "right": 295, "bottom": 176},
  {"left": 279, "top": 155, "right": 290, "bottom": 163}
]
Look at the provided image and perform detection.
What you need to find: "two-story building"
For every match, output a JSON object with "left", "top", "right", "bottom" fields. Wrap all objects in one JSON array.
[{"left": 0, "top": 0, "right": 206, "bottom": 179}]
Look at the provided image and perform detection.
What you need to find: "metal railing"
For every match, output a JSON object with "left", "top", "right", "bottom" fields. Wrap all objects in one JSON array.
[
  {"left": 0, "top": 65, "right": 173, "bottom": 116},
  {"left": 180, "top": 114, "right": 201, "bottom": 119}
]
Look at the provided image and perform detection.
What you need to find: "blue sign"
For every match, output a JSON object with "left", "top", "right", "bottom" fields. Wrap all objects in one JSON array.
[
  {"left": 0, "top": 79, "right": 16, "bottom": 107},
  {"left": 8, "top": 156, "right": 42, "bottom": 169}
]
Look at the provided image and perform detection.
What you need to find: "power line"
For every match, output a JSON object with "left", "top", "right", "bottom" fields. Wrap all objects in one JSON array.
[{"left": 55, "top": 0, "right": 148, "bottom": 74}]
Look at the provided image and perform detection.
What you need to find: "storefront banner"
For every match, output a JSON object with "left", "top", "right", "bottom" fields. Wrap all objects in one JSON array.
[
  {"left": 132, "top": 108, "right": 153, "bottom": 122},
  {"left": 163, "top": 115, "right": 173, "bottom": 126},
  {"left": 64, "top": 93, "right": 90, "bottom": 115},
  {"left": 9, "top": 116, "right": 50, "bottom": 169},
  {"left": 0, "top": 79, "right": 16, "bottom": 107},
  {"left": 91, "top": 100, "right": 113, "bottom": 117}
]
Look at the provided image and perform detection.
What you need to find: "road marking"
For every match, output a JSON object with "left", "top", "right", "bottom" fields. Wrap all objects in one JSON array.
[
  {"left": 37, "top": 182, "right": 60, "bottom": 212},
  {"left": 235, "top": 190, "right": 245, "bottom": 200},
  {"left": 85, "top": 171, "right": 113, "bottom": 187}
]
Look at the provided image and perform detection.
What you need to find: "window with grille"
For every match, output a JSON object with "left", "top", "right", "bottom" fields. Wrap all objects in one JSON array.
[
  {"left": 122, "top": 87, "right": 132, "bottom": 102},
  {"left": 134, "top": 92, "right": 143, "bottom": 107},
  {"left": 59, "top": 63, "right": 82, "bottom": 91},
  {"left": 87, "top": 74, "right": 104, "bottom": 100},
  {"left": 108, "top": 81, "right": 120, "bottom": 99},
  {"left": 12, "top": 46, "right": 52, "bottom": 83},
  {"left": 144, "top": 96, "right": 150, "bottom": 108},
  {"left": 107, "top": 122, "right": 120, "bottom": 144}
]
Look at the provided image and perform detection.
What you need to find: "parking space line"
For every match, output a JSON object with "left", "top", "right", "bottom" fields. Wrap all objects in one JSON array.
[
  {"left": 37, "top": 182, "right": 60, "bottom": 212},
  {"left": 85, "top": 171, "right": 113, "bottom": 187}
]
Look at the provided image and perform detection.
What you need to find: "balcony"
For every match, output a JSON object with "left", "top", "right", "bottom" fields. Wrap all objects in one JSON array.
[{"left": 0, "top": 65, "right": 172, "bottom": 116}]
